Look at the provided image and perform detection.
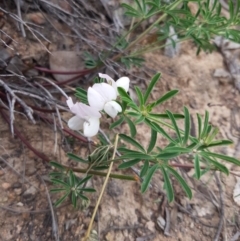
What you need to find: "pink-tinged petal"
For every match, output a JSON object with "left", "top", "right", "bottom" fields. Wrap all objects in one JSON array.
[
  {"left": 99, "top": 73, "right": 114, "bottom": 83},
  {"left": 104, "top": 101, "right": 122, "bottom": 118},
  {"left": 116, "top": 77, "right": 130, "bottom": 92},
  {"left": 83, "top": 117, "right": 100, "bottom": 137},
  {"left": 68, "top": 115, "right": 84, "bottom": 130},
  {"left": 88, "top": 87, "right": 105, "bottom": 110},
  {"left": 92, "top": 83, "right": 117, "bottom": 102},
  {"left": 66, "top": 97, "right": 74, "bottom": 109}
]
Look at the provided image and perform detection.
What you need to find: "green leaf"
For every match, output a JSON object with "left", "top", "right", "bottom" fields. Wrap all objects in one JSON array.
[
  {"left": 201, "top": 111, "right": 209, "bottom": 139},
  {"left": 51, "top": 179, "right": 70, "bottom": 188},
  {"left": 160, "top": 166, "right": 174, "bottom": 202},
  {"left": 110, "top": 116, "right": 125, "bottom": 129},
  {"left": 198, "top": 140, "right": 233, "bottom": 150},
  {"left": 71, "top": 191, "right": 77, "bottom": 208},
  {"left": 118, "top": 87, "right": 132, "bottom": 102},
  {"left": 80, "top": 188, "right": 96, "bottom": 192},
  {"left": 50, "top": 188, "right": 67, "bottom": 193},
  {"left": 140, "top": 160, "right": 149, "bottom": 177},
  {"left": 200, "top": 151, "right": 240, "bottom": 166},
  {"left": 50, "top": 161, "right": 65, "bottom": 170},
  {"left": 75, "top": 87, "right": 88, "bottom": 104},
  {"left": 147, "top": 129, "right": 157, "bottom": 153},
  {"left": 153, "top": 89, "right": 179, "bottom": 107},
  {"left": 149, "top": 113, "right": 184, "bottom": 119},
  {"left": 124, "top": 116, "right": 137, "bottom": 137},
  {"left": 119, "top": 134, "right": 145, "bottom": 152},
  {"left": 203, "top": 156, "right": 229, "bottom": 175},
  {"left": 78, "top": 193, "right": 89, "bottom": 201},
  {"left": 183, "top": 107, "right": 190, "bottom": 146},
  {"left": 145, "top": 119, "right": 177, "bottom": 144},
  {"left": 67, "top": 153, "right": 88, "bottom": 164},
  {"left": 156, "top": 152, "right": 180, "bottom": 160},
  {"left": 197, "top": 113, "right": 202, "bottom": 140},
  {"left": 69, "top": 171, "right": 76, "bottom": 187},
  {"left": 76, "top": 175, "right": 92, "bottom": 188},
  {"left": 166, "top": 110, "right": 182, "bottom": 144},
  {"left": 194, "top": 154, "right": 201, "bottom": 179},
  {"left": 141, "top": 163, "right": 159, "bottom": 193},
  {"left": 135, "top": 86, "right": 144, "bottom": 106},
  {"left": 163, "top": 146, "right": 191, "bottom": 153},
  {"left": 118, "top": 159, "right": 142, "bottom": 169},
  {"left": 143, "top": 73, "right": 161, "bottom": 103},
  {"left": 54, "top": 191, "right": 70, "bottom": 207},
  {"left": 119, "top": 151, "right": 153, "bottom": 160},
  {"left": 167, "top": 166, "right": 192, "bottom": 199}
]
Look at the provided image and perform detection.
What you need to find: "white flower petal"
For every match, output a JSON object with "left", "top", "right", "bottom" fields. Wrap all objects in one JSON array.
[
  {"left": 104, "top": 101, "right": 122, "bottom": 118},
  {"left": 83, "top": 117, "right": 100, "bottom": 137},
  {"left": 88, "top": 87, "right": 105, "bottom": 110},
  {"left": 116, "top": 77, "right": 130, "bottom": 92},
  {"left": 66, "top": 97, "right": 74, "bottom": 109},
  {"left": 92, "top": 83, "right": 117, "bottom": 102},
  {"left": 99, "top": 73, "right": 114, "bottom": 83},
  {"left": 68, "top": 115, "right": 84, "bottom": 130}
]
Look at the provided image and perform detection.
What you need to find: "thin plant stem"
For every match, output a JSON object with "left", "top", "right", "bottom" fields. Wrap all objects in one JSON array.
[{"left": 83, "top": 134, "right": 119, "bottom": 241}]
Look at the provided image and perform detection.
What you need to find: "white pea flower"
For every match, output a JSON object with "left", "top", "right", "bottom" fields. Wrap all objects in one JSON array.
[
  {"left": 88, "top": 83, "right": 122, "bottom": 118},
  {"left": 98, "top": 73, "right": 130, "bottom": 95},
  {"left": 66, "top": 97, "right": 101, "bottom": 137}
]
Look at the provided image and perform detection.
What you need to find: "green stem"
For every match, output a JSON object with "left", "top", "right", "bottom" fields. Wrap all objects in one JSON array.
[{"left": 64, "top": 165, "right": 138, "bottom": 181}]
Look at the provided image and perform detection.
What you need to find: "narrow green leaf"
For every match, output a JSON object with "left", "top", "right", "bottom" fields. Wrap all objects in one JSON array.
[
  {"left": 141, "top": 163, "right": 159, "bottom": 193},
  {"left": 201, "top": 111, "right": 209, "bottom": 139},
  {"left": 163, "top": 147, "right": 191, "bottom": 153},
  {"left": 118, "top": 87, "right": 132, "bottom": 101},
  {"left": 156, "top": 152, "right": 180, "bottom": 160},
  {"left": 183, "top": 107, "right": 190, "bottom": 146},
  {"left": 50, "top": 188, "right": 67, "bottom": 193},
  {"left": 160, "top": 166, "right": 174, "bottom": 202},
  {"left": 69, "top": 171, "right": 76, "bottom": 187},
  {"left": 51, "top": 179, "right": 70, "bottom": 188},
  {"left": 124, "top": 116, "right": 137, "bottom": 137},
  {"left": 143, "top": 73, "right": 161, "bottom": 103},
  {"left": 194, "top": 154, "right": 201, "bottom": 179},
  {"left": 140, "top": 160, "right": 149, "bottom": 177},
  {"left": 50, "top": 161, "right": 65, "bottom": 170},
  {"left": 197, "top": 113, "right": 202, "bottom": 140},
  {"left": 200, "top": 151, "right": 240, "bottom": 166},
  {"left": 71, "top": 191, "right": 77, "bottom": 208},
  {"left": 203, "top": 156, "right": 229, "bottom": 175},
  {"left": 198, "top": 140, "right": 233, "bottom": 150},
  {"left": 80, "top": 188, "right": 96, "bottom": 192},
  {"left": 78, "top": 194, "right": 89, "bottom": 201},
  {"left": 119, "top": 152, "right": 153, "bottom": 160},
  {"left": 67, "top": 153, "right": 88, "bottom": 164},
  {"left": 154, "top": 89, "right": 178, "bottom": 107},
  {"left": 147, "top": 129, "right": 157, "bottom": 153},
  {"left": 167, "top": 166, "right": 192, "bottom": 199},
  {"left": 110, "top": 116, "right": 124, "bottom": 129},
  {"left": 149, "top": 113, "right": 184, "bottom": 119},
  {"left": 166, "top": 110, "right": 182, "bottom": 143},
  {"left": 54, "top": 191, "right": 70, "bottom": 207},
  {"left": 145, "top": 119, "right": 177, "bottom": 144},
  {"left": 135, "top": 86, "right": 144, "bottom": 106},
  {"left": 119, "top": 134, "right": 145, "bottom": 152},
  {"left": 118, "top": 159, "right": 142, "bottom": 169},
  {"left": 76, "top": 175, "right": 92, "bottom": 188}
]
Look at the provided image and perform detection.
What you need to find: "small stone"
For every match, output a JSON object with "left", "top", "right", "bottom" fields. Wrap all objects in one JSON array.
[
  {"left": 14, "top": 188, "right": 23, "bottom": 196},
  {"left": 26, "top": 12, "right": 46, "bottom": 25},
  {"left": 2, "top": 182, "right": 11, "bottom": 190},
  {"left": 16, "top": 202, "right": 24, "bottom": 207},
  {"left": 157, "top": 216, "right": 166, "bottom": 230},
  {"left": 25, "top": 165, "right": 37, "bottom": 176},
  {"left": 23, "top": 186, "right": 37, "bottom": 196},
  {"left": 0, "top": 170, "right": 4, "bottom": 176},
  {"left": 190, "top": 222, "right": 194, "bottom": 229},
  {"left": 145, "top": 221, "right": 156, "bottom": 232}
]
